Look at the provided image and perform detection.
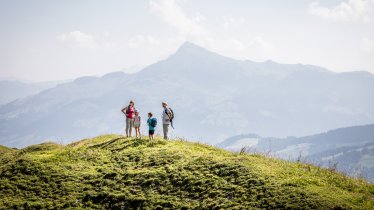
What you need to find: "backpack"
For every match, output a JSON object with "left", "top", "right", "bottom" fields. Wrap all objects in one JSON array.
[
  {"left": 165, "top": 108, "right": 174, "bottom": 121},
  {"left": 150, "top": 118, "right": 157, "bottom": 127},
  {"left": 165, "top": 108, "right": 175, "bottom": 128}
]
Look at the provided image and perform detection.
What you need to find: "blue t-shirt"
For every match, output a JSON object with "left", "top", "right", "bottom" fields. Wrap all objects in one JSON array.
[{"left": 147, "top": 118, "right": 155, "bottom": 131}]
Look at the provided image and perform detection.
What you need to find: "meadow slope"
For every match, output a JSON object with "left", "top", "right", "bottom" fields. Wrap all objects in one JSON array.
[{"left": 0, "top": 135, "right": 373, "bottom": 209}]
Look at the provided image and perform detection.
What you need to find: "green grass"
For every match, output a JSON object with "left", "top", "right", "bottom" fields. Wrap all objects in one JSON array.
[{"left": 0, "top": 134, "right": 373, "bottom": 209}]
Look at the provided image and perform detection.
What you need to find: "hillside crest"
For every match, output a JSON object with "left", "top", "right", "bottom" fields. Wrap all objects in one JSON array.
[{"left": 1, "top": 135, "right": 373, "bottom": 209}]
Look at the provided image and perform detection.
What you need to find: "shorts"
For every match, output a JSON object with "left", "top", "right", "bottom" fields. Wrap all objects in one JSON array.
[{"left": 149, "top": 130, "right": 155, "bottom": 135}]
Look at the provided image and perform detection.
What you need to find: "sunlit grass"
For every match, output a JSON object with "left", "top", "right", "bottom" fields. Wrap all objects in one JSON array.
[{"left": 0, "top": 134, "right": 373, "bottom": 209}]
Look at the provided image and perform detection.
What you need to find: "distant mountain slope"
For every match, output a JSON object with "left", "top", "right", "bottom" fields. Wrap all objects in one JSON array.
[
  {"left": 0, "top": 135, "right": 373, "bottom": 209},
  {"left": 217, "top": 124, "right": 374, "bottom": 181},
  {"left": 1, "top": 42, "right": 374, "bottom": 148},
  {"left": 0, "top": 80, "right": 63, "bottom": 105}
]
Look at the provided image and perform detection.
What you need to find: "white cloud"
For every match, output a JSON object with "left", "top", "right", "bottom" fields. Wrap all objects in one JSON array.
[
  {"left": 222, "top": 15, "right": 246, "bottom": 29},
  {"left": 58, "top": 31, "right": 97, "bottom": 49},
  {"left": 361, "top": 37, "right": 374, "bottom": 52},
  {"left": 308, "top": 0, "right": 374, "bottom": 22},
  {"left": 225, "top": 38, "right": 247, "bottom": 51},
  {"left": 248, "top": 37, "right": 275, "bottom": 53},
  {"left": 148, "top": 0, "right": 206, "bottom": 37},
  {"left": 127, "top": 35, "right": 160, "bottom": 48},
  {"left": 147, "top": 0, "right": 275, "bottom": 61}
]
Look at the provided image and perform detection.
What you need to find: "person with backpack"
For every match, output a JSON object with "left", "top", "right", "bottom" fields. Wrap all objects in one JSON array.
[
  {"left": 147, "top": 112, "right": 157, "bottom": 140},
  {"left": 162, "top": 101, "right": 174, "bottom": 140},
  {"left": 121, "top": 100, "right": 136, "bottom": 137}
]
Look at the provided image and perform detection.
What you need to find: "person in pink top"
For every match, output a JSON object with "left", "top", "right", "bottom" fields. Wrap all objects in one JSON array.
[{"left": 121, "top": 100, "right": 136, "bottom": 137}]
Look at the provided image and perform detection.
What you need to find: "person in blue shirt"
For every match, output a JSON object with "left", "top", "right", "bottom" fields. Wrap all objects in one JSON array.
[{"left": 147, "top": 112, "right": 157, "bottom": 140}]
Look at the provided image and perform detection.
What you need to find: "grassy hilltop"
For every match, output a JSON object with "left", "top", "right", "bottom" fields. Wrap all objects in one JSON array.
[{"left": 0, "top": 135, "right": 373, "bottom": 209}]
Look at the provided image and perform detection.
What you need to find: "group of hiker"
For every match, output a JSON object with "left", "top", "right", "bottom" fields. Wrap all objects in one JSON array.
[{"left": 121, "top": 100, "right": 174, "bottom": 140}]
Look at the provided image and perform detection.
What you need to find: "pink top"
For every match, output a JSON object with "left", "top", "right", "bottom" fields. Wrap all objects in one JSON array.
[{"left": 126, "top": 106, "right": 135, "bottom": 119}]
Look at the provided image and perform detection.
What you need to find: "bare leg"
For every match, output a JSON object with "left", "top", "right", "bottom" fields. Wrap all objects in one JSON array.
[
  {"left": 125, "top": 118, "right": 130, "bottom": 137},
  {"left": 129, "top": 119, "right": 133, "bottom": 137},
  {"left": 125, "top": 125, "right": 128, "bottom": 137},
  {"left": 137, "top": 128, "right": 141, "bottom": 138}
]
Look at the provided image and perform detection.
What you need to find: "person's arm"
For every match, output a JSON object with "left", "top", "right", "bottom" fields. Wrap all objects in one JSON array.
[{"left": 121, "top": 107, "right": 127, "bottom": 115}]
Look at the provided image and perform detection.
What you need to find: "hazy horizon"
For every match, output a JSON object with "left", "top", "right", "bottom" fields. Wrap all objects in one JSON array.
[{"left": 1, "top": 0, "right": 374, "bottom": 82}]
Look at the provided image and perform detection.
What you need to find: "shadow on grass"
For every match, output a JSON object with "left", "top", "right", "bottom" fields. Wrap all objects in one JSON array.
[
  {"left": 111, "top": 138, "right": 149, "bottom": 152},
  {"left": 89, "top": 137, "right": 126, "bottom": 149},
  {"left": 88, "top": 136, "right": 169, "bottom": 152}
]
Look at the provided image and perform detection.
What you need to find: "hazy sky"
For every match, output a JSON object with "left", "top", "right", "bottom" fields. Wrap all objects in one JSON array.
[{"left": 1, "top": 0, "right": 374, "bottom": 81}]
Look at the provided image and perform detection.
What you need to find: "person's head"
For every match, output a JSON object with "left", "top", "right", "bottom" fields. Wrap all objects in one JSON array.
[
  {"left": 148, "top": 112, "right": 153, "bottom": 118},
  {"left": 135, "top": 110, "right": 139, "bottom": 116},
  {"left": 162, "top": 101, "right": 168, "bottom": 108},
  {"left": 129, "top": 100, "right": 134, "bottom": 107}
]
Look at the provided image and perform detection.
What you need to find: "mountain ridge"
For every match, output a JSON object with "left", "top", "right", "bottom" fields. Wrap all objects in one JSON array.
[
  {"left": 1, "top": 42, "right": 374, "bottom": 148},
  {"left": 0, "top": 80, "right": 64, "bottom": 105},
  {"left": 217, "top": 123, "right": 374, "bottom": 181}
]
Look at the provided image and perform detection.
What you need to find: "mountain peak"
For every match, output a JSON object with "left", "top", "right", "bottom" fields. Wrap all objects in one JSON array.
[
  {"left": 174, "top": 41, "right": 213, "bottom": 57},
  {"left": 179, "top": 41, "right": 204, "bottom": 50}
]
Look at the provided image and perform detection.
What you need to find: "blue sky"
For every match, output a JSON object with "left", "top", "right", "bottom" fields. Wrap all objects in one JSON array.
[{"left": 1, "top": 0, "right": 374, "bottom": 81}]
